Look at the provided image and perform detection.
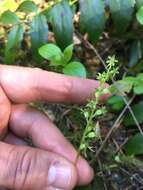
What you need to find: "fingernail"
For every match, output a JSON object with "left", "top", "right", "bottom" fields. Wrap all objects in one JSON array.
[{"left": 48, "top": 163, "right": 72, "bottom": 189}]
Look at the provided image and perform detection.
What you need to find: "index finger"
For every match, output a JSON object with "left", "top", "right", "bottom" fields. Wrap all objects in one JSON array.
[{"left": 0, "top": 65, "right": 109, "bottom": 104}]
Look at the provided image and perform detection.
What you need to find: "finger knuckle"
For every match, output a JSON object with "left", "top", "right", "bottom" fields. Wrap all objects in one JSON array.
[{"left": 7, "top": 147, "right": 36, "bottom": 190}]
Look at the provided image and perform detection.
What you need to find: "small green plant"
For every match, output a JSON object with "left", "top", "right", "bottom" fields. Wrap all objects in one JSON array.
[
  {"left": 75, "top": 55, "right": 119, "bottom": 163},
  {"left": 39, "top": 43, "right": 87, "bottom": 78}
]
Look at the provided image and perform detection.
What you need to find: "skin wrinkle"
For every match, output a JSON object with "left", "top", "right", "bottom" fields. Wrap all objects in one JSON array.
[
  {"left": 0, "top": 145, "right": 16, "bottom": 187},
  {"left": 16, "top": 152, "right": 37, "bottom": 190},
  {"left": 0, "top": 143, "right": 56, "bottom": 190}
]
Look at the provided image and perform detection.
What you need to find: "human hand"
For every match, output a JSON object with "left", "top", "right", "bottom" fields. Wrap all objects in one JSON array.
[{"left": 0, "top": 65, "right": 108, "bottom": 190}]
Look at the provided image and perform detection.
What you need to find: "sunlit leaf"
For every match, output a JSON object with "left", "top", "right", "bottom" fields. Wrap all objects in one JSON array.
[
  {"left": 0, "top": 10, "right": 19, "bottom": 25},
  {"left": 133, "top": 73, "right": 143, "bottom": 94},
  {"left": 39, "top": 43, "right": 62, "bottom": 60},
  {"left": 63, "top": 61, "right": 86, "bottom": 78},
  {"left": 136, "top": 6, "right": 143, "bottom": 25},
  {"left": 0, "top": 0, "right": 18, "bottom": 14},
  {"left": 63, "top": 44, "right": 73, "bottom": 63}
]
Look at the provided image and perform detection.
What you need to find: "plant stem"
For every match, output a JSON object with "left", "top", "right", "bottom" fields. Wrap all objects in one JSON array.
[{"left": 74, "top": 104, "right": 96, "bottom": 165}]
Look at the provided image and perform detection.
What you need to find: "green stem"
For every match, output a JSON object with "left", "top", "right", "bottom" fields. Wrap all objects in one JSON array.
[
  {"left": 74, "top": 82, "right": 105, "bottom": 165},
  {"left": 75, "top": 107, "right": 95, "bottom": 164}
]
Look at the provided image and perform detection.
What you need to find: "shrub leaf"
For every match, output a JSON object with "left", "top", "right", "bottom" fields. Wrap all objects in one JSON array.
[
  {"left": 80, "top": 0, "right": 105, "bottom": 43},
  {"left": 63, "top": 61, "right": 86, "bottom": 78},
  {"left": 18, "top": 0, "right": 38, "bottom": 13},
  {"left": 136, "top": 6, "right": 143, "bottom": 25},
  {"left": 0, "top": 10, "right": 19, "bottom": 24},
  {"left": 48, "top": 0, "right": 73, "bottom": 50},
  {"left": 109, "top": 0, "right": 135, "bottom": 33},
  {"left": 124, "top": 133, "right": 143, "bottom": 155},
  {"left": 30, "top": 14, "right": 48, "bottom": 62},
  {"left": 124, "top": 101, "right": 143, "bottom": 126},
  {"left": 5, "top": 25, "right": 24, "bottom": 64}
]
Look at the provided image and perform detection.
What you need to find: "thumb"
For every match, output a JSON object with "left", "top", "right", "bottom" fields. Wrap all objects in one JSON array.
[{"left": 0, "top": 142, "right": 77, "bottom": 190}]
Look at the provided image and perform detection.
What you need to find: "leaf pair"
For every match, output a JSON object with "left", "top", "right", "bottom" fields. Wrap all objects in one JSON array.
[{"left": 39, "top": 43, "right": 86, "bottom": 78}]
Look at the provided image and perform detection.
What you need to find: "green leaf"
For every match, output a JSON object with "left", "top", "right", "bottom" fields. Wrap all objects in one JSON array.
[
  {"left": 79, "top": 143, "right": 86, "bottom": 151},
  {"left": 109, "top": 0, "right": 135, "bottom": 33},
  {"left": 39, "top": 44, "right": 62, "bottom": 60},
  {"left": 107, "top": 95, "right": 125, "bottom": 111},
  {"left": 95, "top": 107, "right": 107, "bottom": 116},
  {"left": 50, "top": 55, "right": 65, "bottom": 66},
  {"left": 133, "top": 73, "right": 143, "bottom": 94},
  {"left": 124, "top": 133, "right": 143, "bottom": 155},
  {"left": 5, "top": 25, "right": 24, "bottom": 64},
  {"left": 49, "top": 0, "right": 73, "bottom": 50},
  {"left": 30, "top": 14, "right": 48, "bottom": 62},
  {"left": 39, "top": 44, "right": 65, "bottom": 66},
  {"left": 124, "top": 101, "right": 143, "bottom": 126},
  {"left": 122, "top": 76, "right": 136, "bottom": 84},
  {"left": 80, "top": 0, "right": 105, "bottom": 43},
  {"left": 109, "top": 78, "right": 133, "bottom": 95},
  {"left": 18, "top": 0, "right": 38, "bottom": 13},
  {"left": 0, "top": 10, "right": 19, "bottom": 24},
  {"left": 63, "top": 44, "right": 73, "bottom": 63},
  {"left": 87, "top": 132, "right": 96, "bottom": 138},
  {"left": 63, "top": 61, "right": 87, "bottom": 78},
  {"left": 136, "top": 6, "right": 143, "bottom": 25},
  {"left": 134, "top": 85, "right": 143, "bottom": 94},
  {"left": 129, "top": 40, "right": 141, "bottom": 67}
]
